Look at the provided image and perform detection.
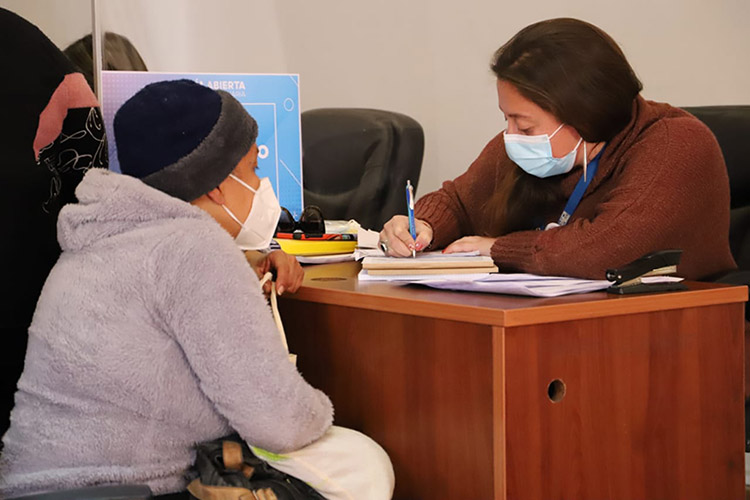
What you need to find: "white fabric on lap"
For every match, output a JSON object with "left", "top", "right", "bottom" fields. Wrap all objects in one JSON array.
[{"left": 251, "top": 426, "right": 394, "bottom": 500}]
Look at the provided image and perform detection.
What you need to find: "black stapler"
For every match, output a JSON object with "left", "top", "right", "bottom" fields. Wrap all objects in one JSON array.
[{"left": 606, "top": 249, "right": 688, "bottom": 295}]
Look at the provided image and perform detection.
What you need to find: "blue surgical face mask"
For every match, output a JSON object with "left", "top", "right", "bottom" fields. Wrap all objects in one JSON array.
[{"left": 503, "top": 124, "right": 583, "bottom": 178}]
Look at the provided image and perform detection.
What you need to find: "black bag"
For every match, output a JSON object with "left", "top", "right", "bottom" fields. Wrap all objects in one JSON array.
[{"left": 186, "top": 435, "right": 326, "bottom": 500}]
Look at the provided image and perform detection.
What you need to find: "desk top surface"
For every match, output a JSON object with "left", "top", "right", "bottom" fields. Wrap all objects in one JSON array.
[{"left": 281, "top": 262, "right": 748, "bottom": 327}]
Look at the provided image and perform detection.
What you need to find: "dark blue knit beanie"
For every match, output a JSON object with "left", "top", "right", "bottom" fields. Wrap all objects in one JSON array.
[{"left": 114, "top": 79, "right": 258, "bottom": 201}]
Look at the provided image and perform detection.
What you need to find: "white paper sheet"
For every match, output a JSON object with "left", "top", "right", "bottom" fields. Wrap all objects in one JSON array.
[
  {"left": 421, "top": 276, "right": 611, "bottom": 297},
  {"left": 353, "top": 248, "right": 386, "bottom": 260},
  {"left": 363, "top": 250, "right": 481, "bottom": 263},
  {"left": 325, "top": 219, "right": 360, "bottom": 234},
  {"left": 358, "top": 269, "right": 494, "bottom": 282},
  {"left": 357, "top": 227, "right": 381, "bottom": 249},
  {"left": 419, "top": 274, "right": 684, "bottom": 297},
  {"left": 296, "top": 253, "right": 356, "bottom": 264}
]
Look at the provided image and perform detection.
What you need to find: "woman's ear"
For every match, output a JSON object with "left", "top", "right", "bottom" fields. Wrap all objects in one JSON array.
[{"left": 206, "top": 186, "right": 226, "bottom": 205}]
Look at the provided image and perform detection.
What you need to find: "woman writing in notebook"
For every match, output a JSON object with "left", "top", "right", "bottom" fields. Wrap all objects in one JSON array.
[{"left": 379, "top": 17, "right": 735, "bottom": 280}]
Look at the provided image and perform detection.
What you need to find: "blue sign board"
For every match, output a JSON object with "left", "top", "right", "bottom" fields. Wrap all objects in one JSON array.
[{"left": 101, "top": 71, "right": 304, "bottom": 218}]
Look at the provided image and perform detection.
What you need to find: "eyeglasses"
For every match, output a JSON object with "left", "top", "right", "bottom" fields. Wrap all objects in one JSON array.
[{"left": 276, "top": 205, "right": 326, "bottom": 235}]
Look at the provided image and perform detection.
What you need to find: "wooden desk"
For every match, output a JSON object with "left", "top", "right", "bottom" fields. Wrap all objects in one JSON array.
[{"left": 279, "top": 262, "right": 747, "bottom": 500}]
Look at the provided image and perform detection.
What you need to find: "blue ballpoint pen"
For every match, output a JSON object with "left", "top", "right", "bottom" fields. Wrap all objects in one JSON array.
[{"left": 406, "top": 180, "right": 416, "bottom": 258}]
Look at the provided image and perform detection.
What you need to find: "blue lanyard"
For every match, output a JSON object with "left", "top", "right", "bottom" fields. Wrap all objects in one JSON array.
[{"left": 555, "top": 145, "right": 606, "bottom": 227}]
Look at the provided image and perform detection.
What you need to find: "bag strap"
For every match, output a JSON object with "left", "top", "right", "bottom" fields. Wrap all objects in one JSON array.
[
  {"left": 186, "top": 478, "right": 278, "bottom": 500},
  {"left": 259, "top": 272, "right": 297, "bottom": 366},
  {"left": 222, "top": 441, "right": 244, "bottom": 471},
  {"left": 222, "top": 440, "right": 256, "bottom": 479}
]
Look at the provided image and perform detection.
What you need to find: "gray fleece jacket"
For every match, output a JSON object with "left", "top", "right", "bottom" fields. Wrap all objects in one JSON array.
[{"left": 0, "top": 169, "right": 333, "bottom": 496}]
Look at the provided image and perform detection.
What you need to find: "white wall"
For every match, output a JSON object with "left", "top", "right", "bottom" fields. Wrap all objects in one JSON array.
[
  {"left": 1, "top": 0, "right": 91, "bottom": 49},
  {"left": 3, "top": 0, "right": 749, "bottom": 197}
]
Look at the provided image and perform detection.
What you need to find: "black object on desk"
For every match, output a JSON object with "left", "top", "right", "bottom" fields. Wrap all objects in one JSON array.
[{"left": 606, "top": 249, "right": 688, "bottom": 294}]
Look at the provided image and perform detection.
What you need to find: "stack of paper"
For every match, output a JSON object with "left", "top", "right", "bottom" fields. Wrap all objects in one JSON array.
[
  {"left": 359, "top": 252, "right": 497, "bottom": 280},
  {"left": 422, "top": 273, "right": 612, "bottom": 297},
  {"left": 357, "top": 252, "right": 685, "bottom": 297},
  {"left": 419, "top": 273, "right": 682, "bottom": 298}
]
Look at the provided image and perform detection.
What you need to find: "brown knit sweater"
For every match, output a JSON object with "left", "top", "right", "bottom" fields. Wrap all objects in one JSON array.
[{"left": 416, "top": 96, "right": 736, "bottom": 280}]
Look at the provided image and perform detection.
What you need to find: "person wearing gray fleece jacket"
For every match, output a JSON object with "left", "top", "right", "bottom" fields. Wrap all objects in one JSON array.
[{"left": 0, "top": 80, "right": 393, "bottom": 499}]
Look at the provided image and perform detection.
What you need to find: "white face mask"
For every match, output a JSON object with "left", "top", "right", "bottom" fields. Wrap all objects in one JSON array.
[{"left": 221, "top": 175, "right": 281, "bottom": 250}]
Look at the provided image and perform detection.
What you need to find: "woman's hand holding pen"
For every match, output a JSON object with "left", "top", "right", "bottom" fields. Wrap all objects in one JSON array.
[
  {"left": 443, "top": 236, "right": 495, "bottom": 256},
  {"left": 380, "top": 215, "right": 433, "bottom": 257}
]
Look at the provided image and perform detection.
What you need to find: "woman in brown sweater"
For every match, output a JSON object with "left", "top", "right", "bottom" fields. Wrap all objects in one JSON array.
[{"left": 380, "top": 18, "right": 735, "bottom": 280}]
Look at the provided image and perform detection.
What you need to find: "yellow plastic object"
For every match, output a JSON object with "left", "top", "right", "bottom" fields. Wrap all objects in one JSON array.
[{"left": 274, "top": 238, "right": 357, "bottom": 256}]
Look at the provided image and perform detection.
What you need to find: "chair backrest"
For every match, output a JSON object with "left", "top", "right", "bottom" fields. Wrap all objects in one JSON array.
[
  {"left": 683, "top": 106, "right": 750, "bottom": 270},
  {"left": 301, "top": 108, "right": 424, "bottom": 231},
  {"left": 682, "top": 106, "right": 750, "bottom": 209}
]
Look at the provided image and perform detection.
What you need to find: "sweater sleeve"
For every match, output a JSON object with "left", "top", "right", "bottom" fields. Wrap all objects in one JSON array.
[
  {"left": 151, "top": 225, "right": 333, "bottom": 453},
  {"left": 489, "top": 116, "right": 730, "bottom": 279},
  {"left": 415, "top": 133, "right": 508, "bottom": 248}
]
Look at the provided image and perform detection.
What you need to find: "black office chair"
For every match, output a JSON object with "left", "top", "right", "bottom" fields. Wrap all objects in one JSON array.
[
  {"left": 6, "top": 485, "right": 152, "bottom": 500},
  {"left": 301, "top": 108, "right": 425, "bottom": 231},
  {"left": 683, "top": 105, "right": 750, "bottom": 279}
]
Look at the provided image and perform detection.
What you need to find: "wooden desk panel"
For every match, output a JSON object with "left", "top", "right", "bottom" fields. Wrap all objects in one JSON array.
[
  {"left": 502, "top": 304, "right": 744, "bottom": 499},
  {"left": 284, "top": 301, "right": 496, "bottom": 499},
  {"left": 280, "top": 262, "right": 747, "bottom": 500}
]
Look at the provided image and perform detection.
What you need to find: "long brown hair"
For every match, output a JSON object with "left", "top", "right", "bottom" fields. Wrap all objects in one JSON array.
[
  {"left": 63, "top": 32, "right": 148, "bottom": 91},
  {"left": 486, "top": 18, "right": 642, "bottom": 235}
]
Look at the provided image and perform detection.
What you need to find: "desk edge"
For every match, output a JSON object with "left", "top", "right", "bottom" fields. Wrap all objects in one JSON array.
[{"left": 283, "top": 284, "right": 748, "bottom": 327}]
